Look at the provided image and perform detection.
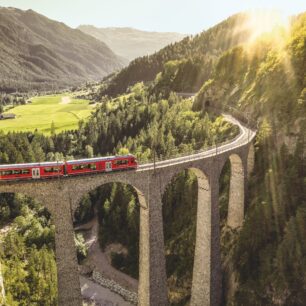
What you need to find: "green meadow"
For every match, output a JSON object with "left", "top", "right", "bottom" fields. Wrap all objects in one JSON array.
[{"left": 0, "top": 94, "right": 95, "bottom": 135}]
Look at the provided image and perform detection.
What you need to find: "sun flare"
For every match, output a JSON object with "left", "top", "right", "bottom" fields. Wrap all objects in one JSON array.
[{"left": 245, "top": 10, "right": 290, "bottom": 43}]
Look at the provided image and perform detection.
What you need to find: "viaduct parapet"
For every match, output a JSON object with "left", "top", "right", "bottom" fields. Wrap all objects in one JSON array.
[{"left": 0, "top": 115, "right": 256, "bottom": 306}]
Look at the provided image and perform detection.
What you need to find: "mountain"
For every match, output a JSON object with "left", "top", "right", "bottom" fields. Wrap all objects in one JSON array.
[
  {"left": 97, "top": 13, "right": 253, "bottom": 97},
  {"left": 78, "top": 25, "right": 187, "bottom": 61},
  {"left": 193, "top": 12, "right": 306, "bottom": 137},
  {"left": 193, "top": 12, "right": 306, "bottom": 305},
  {"left": 0, "top": 7, "right": 125, "bottom": 92},
  {"left": 89, "top": 11, "right": 306, "bottom": 305},
  {"left": 0, "top": 9, "right": 305, "bottom": 306}
]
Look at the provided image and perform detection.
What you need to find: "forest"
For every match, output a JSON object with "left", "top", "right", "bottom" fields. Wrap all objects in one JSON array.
[
  {"left": 0, "top": 194, "right": 57, "bottom": 306},
  {"left": 0, "top": 86, "right": 237, "bottom": 305},
  {"left": 0, "top": 10, "right": 305, "bottom": 306},
  {"left": 0, "top": 93, "right": 28, "bottom": 114},
  {"left": 194, "top": 11, "right": 306, "bottom": 305},
  {"left": 97, "top": 12, "right": 253, "bottom": 98}
]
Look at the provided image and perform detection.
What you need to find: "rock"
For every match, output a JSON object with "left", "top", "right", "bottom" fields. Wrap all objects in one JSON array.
[{"left": 92, "top": 270, "right": 138, "bottom": 305}]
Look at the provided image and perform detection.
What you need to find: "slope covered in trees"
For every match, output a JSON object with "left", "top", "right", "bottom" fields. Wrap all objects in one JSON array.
[
  {"left": 0, "top": 84, "right": 237, "bottom": 305},
  {"left": 194, "top": 13, "right": 306, "bottom": 127},
  {"left": 89, "top": 12, "right": 306, "bottom": 305},
  {"left": 0, "top": 87, "right": 237, "bottom": 165},
  {"left": 0, "top": 10, "right": 305, "bottom": 306},
  {"left": 98, "top": 13, "right": 252, "bottom": 97},
  {"left": 0, "top": 7, "right": 125, "bottom": 92},
  {"left": 78, "top": 25, "right": 186, "bottom": 61},
  {"left": 193, "top": 12, "right": 306, "bottom": 305},
  {"left": 0, "top": 194, "right": 57, "bottom": 305}
]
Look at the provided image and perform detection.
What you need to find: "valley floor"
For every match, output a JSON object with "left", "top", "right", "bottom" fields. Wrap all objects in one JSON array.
[
  {"left": 80, "top": 275, "right": 131, "bottom": 306},
  {"left": 76, "top": 215, "right": 137, "bottom": 305},
  {"left": 0, "top": 94, "right": 95, "bottom": 134}
]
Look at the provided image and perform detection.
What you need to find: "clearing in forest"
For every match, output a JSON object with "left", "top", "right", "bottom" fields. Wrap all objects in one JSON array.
[{"left": 0, "top": 94, "right": 95, "bottom": 135}]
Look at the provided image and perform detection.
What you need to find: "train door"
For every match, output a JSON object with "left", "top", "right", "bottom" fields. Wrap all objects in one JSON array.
[
  {"left": 105, "top": 161, "right": 112, "bottom": 172},
  {"left": 32, "top": 168, "right": 41, "bottom": 179}
]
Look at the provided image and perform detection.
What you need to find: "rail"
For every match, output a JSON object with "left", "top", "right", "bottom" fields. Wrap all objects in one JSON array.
[{"left": 136, "top": 101, "right": 257, "bottom": 170}]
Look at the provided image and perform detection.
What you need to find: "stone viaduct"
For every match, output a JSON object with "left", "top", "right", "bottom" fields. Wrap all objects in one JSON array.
[{"left": 0, "top": 115, "right": 256, "bottom": 306}]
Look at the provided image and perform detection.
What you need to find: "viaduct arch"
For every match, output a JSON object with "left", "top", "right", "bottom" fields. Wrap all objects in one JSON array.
[{"left": 0, "top": 114, "right": 256, "bottom": 306}]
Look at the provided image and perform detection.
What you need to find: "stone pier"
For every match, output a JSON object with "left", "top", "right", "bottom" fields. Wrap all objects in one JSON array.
[{"left": 0, "top": 138, "right": 255, "bottom": 306}]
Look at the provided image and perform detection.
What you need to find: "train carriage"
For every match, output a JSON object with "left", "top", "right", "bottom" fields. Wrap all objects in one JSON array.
[
  {"left": 65, "top": 157, "right": 105, "bottom": 175},
  {"left": 65, "top": 155, "right": 137, "bottom": 175},
  {"left": 0, "top": 161, "right": 65, "bottom": 180},
  {"left": 0, "top": 155, "right": 138, "bottom": 181},
  {"left": 110, "top": 155, "right": 137, "bottom": 171}
]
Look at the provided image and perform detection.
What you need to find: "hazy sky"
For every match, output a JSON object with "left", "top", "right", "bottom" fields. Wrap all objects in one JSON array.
[{"left": 0, "top": 0, "right": 305, "bottom": 33}]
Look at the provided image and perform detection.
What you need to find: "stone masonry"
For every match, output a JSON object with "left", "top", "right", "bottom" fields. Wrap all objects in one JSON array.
[{"left": 0, "top": 139, "right": 255, "bottom": 306}]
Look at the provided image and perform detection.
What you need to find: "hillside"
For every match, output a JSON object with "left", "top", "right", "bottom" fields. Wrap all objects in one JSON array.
[
  {"left": 193, "top": 12, "right": 306, "bottom": 141},
  {"left": 78, "top": 25, "right": 186, "bottom": 61},
  {"left": 193, "top": 12, "right": 306, "bottom": 305},
  {"left": 0, "top": 7, "right": 125, "bottom": 92},
  {"left": 0, "top": 86, "right": 237, "bottom": 305},
  {"left": 92, "top": 11, "right": 306, "bottom": 305},
  {"left": 0, "top": 9, "right": 305, "bottom": 306},
  {"left": 98, "top": 13, "right": 252, "bottom": 97}
]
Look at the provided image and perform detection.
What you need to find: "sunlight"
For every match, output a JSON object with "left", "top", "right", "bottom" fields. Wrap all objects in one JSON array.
[
  {"left": 245, "top": 10, "right": 290, "bottom": 43},
  {"left": 241, "top": 10, "right": 295, "bottom": 80}
]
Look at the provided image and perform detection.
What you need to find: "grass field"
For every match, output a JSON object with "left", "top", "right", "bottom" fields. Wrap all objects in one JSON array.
[{"left": 0, "top": 94, "right": 95, "bottom": 135}]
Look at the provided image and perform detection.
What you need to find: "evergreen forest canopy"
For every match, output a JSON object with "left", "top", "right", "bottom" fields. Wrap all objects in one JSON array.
[
  {"left": 0, "top": 194, "right": 57, "bottom": 306},
  {"left": 0, "top": 86, "right": 237, "bottom": 305},
  {"left": 0, "top": 10, "right": 305, "bottom": 306},
  {"left": 192, "top": 11, "right": 306, "bottom": 305},
  {"left": 96, "top": 12, "right": 253, "bottom": 97}
]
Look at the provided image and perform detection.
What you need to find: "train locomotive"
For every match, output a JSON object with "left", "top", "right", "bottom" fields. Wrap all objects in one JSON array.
[{"left": 0, "top": 154, "right": 138, "bottom": 181}]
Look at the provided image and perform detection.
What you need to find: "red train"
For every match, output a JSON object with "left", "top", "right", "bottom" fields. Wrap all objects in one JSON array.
[{"left": 0, "top": 155, "right": 137, "bottom": 181}]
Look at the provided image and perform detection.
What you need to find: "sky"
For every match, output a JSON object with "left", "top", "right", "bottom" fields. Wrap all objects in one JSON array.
[{"left": 0, "top": 0, "right": 305, "bottom": 34}]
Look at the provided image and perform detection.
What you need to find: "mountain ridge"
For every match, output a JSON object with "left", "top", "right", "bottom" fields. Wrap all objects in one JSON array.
[
  {"left": 0, "top": 7, "right": 126, "bottom": 92},
  {"left": 97, "top": 12, "right": 253, "bottom": 97},
  {"left": 78, "top": 25, "right": 187, "bottom": 61}
]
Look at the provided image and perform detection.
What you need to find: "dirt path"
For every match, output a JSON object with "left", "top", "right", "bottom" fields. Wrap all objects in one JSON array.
[
  {"left": 80, "top": 275, "right": 131, "bottom": 306},
  {"left": 60, "top": 96, "right": 71, "bottom": 104},
  {"left": 77, "top": 215, "right": 138, "bottom": 293}
]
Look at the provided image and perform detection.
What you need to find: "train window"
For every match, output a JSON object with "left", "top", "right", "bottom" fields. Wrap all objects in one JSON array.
[
  {"left": 72, "top": 165, "right": 83, "bottom": 170},
  {"left": 12, "top": 170, "right": 21, "bottom": 175},
  {"left": 1, "top": 169, "right": 31, "bottom": 175},
  {"left": 44, "top": 167, "right": 60, "bottom": 173},
  {"left": 1, "top": 170, "right": 13, "bottom": 176},
  {"left": 115, "top": 160, "right": 129, "bottom": 166},
  {"left": 72, "top": 164, "right": 96, "bottom": 170},
  {"left": 89, "top": 163, "right": 97, "bottom": 170},
  {"left": 1, "top": 170, "right": 24, "bottom": 175}
]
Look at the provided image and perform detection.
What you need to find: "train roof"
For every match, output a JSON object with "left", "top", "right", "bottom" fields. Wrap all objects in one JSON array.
[
  {"left": 66, "top": 155, "right": 134, "bottom": 165},
  {"left": 0, "top": 161, "right": 65, "bottom": 169}
]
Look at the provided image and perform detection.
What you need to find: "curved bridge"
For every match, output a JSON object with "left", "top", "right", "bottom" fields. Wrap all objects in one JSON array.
[{"left": 0, "top": 114, "right": 256, "bottom": 306}]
